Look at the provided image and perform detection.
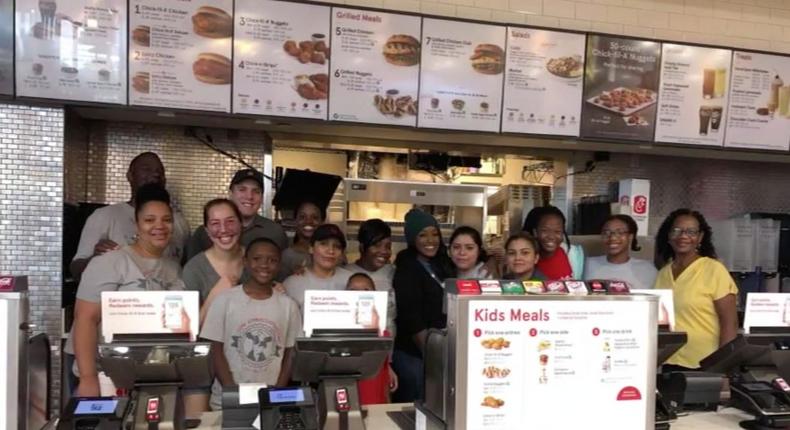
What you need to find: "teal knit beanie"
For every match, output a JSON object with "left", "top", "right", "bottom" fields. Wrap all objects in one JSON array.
[{"left": 404, "top": 209, "right": 438, "bottom": 246}]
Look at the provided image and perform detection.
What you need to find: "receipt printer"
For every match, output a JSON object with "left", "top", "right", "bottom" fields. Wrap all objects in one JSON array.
[
  {"left": 258, "top": 387, "right": 319, "bottom": 430},
  {"left": 57, "top": 397, "right": 130, "bottom": 430}
]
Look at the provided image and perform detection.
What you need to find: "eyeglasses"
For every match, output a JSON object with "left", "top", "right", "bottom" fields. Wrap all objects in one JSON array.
[
  {"left": 601, "top": 229, "right": 629, "bottom": 239},
  {"left": 669, "top": 227, "right": 701, "bottom": 238}
]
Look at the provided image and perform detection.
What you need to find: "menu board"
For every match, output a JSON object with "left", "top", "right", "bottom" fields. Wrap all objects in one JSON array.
[
  {"left": 233, "top": 0, "right": 329, "bottom": 119},
  {"left": 724, "top": 51, "right": 790, "bottom": 151},
  {"left": 581, "top": 36, "right": 661, "bottom": 142},
  {"left": 328, "top": 8, "right": 421, "bottom": 126},
  {"left": 466, "top": 299, "right": 652, "bottom": 429},
  {"left": 15, "top": 0, "right": 127, "bottom": 103},
  {"left": 655, "top": 44, "right": 732, "bottom": 146},
  {"left": 419, "top": 18, "right": 505, "bottom": 132},
  {"left": 129, "top": 0, "right": 232, "bottom": 112},
  {"left": 0, "top": 0, "right": 12, "bottom": 95},
  {"left": 502, "top": 28, "right": 585, "bottom": 136}
]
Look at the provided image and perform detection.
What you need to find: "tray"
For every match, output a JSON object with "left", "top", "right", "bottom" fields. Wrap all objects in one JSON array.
[{"left": 586, "top": 86, "right": 656, "bottom": 117}]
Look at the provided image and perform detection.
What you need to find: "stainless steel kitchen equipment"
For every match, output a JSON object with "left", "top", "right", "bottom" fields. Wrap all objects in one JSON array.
[
  {"left": 343, "top": 179, "right": 488, "bottom": 259},
  {"left": 487, "top": 184, "right": 550, "bottom": 238}
]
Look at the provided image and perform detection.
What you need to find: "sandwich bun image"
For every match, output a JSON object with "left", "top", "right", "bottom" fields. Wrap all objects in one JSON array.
[
  {"left": 132, "top": 25, "right": 150, "bottom": 47},
  {"left": 132, "top": 72, "right": 150, "bottom": 93},
  {"left": 470, "top": 43, "right": 504, "bottom": 75},
  {"left": 192, "top": 53, "right": 232, "bottom": 85},
  {"left": 382, "top": 34, "right": 420, "bottom": 67},
  {"left": 192, "top": 6, "right": 232, "bottom": 39}
]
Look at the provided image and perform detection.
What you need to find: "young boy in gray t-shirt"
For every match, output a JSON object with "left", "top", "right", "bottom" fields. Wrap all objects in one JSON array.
[{"left": 201, "top": 238, "right": 302, "bottom": 410}]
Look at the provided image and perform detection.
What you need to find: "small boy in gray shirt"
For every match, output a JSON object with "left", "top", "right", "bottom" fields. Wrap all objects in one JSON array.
[{"left": 201, "top": 238, "right": 302, "bottom": 410}]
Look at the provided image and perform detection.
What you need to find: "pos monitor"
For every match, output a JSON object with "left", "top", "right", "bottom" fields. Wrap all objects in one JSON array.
[
  {"left": 97, "top": 339, "right": 212, "bottom": 430},
  {"left": 701, "top": 332, "right": 790, "bottom": 430},
  {"left": 291, "top": 329, "right": 393, "bottom": 430}
]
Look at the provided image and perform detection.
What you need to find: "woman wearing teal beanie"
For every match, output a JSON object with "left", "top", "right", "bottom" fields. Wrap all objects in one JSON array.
[{"left": 391, "top": 208, "right": 455, "bottom": 402}]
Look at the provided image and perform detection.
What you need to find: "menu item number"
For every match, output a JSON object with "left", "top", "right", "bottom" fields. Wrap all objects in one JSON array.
[
  {"left": 481, "top": 396, "right": 505, "bottom": 408},
  {"left": 383, "top": 34, "right": 420, "bottom": 67},
  {"left": 192, "top": 6, "right": 232, "bottom": 38},
  {"left": 470, "top": 44, "right": 504, "bottom": 75},
  {"left": 283, "top": 36, "right": 330, "bottom": 65},
  {"left": 193, "top": 53, "right": 231, "bottom": 85},
  {"left": 546, "top": 55, "right": 583, "bottom": 79},
  {"left": 481, "top": 337, "right": 510, "bottom": 350}
]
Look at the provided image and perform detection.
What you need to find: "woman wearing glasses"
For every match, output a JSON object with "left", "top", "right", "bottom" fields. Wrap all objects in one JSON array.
[
  {"left": 584, "top": 214, "right": 657, "bottom": 290},
  {"left": 654, "top": 209, "right": 738, "bottom": 370}
]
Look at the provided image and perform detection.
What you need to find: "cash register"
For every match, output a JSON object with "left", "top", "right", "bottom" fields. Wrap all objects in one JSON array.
[
  {"left": 289, "top": 328, "right": 392, "bottom": 430},
  {"left": 57, "top": 337, "right": 211, "bottom": 430},
  {"left": 701, "top": 329, "right": 790, "bottom": 430}
]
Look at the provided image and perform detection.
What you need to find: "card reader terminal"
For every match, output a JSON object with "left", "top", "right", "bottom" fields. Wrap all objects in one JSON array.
[
  {"left": 258, "top": 387, "right": 319, "bottom": 430},
  {"left": 57, "top": 397, "right": 130, "bottom": 430}
]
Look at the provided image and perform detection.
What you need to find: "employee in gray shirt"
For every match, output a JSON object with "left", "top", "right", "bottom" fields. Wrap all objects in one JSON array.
[
  {"left": 186, "top": 169, "right": 288, "bottom": 261},
  {"left": 284, "top": 223, "right": 352, "bottom": 311},
  {"left": 585, "top": 214, "right": 658, "bottom": 290}
]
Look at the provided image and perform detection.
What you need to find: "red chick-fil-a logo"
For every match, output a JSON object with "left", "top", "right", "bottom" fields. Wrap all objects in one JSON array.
[{"left": 633, "top": 195, "right": 647, "bottom": 214}]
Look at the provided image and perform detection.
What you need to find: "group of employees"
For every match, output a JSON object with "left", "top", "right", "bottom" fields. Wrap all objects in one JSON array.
[{"left": 65, "top": 152, "right": 738, "bottom": 415}]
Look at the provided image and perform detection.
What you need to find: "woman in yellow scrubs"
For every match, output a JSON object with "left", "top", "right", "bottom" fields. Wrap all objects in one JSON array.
[{"left": 654, "top": 209, "right": 738, "bottom": 370}]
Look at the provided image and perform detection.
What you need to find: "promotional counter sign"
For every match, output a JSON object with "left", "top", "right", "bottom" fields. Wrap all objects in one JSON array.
[
  {"left": 502, "top": 27, "right": 585, "bottom": 136},
  {"left": 655, "top": 44, "right": 732, "bottom": 147},
  {"left": 743, "top": 293, "right": 790, "bottom": 334},
  {"left": 129, "top": 0, "right": 232, "bottom": 112},
  {"left": 328, "top": 8, "right": 421, "bottom": 126},
  {"left": 724, "top": 51, "right": 790, "bottom": 151},
  {"left": 418, "top": 18, "right": 506, "bottom": 132},
  {"left": 101, "top": 291, "right": 199, "bottom": 342},
  {"left": 466, "top": 299, "right": 653, "bottom": 429},
  {"left": 15, "top": 0, "right": 127, "bottom": 103},
  {"left": 233, "top": 0, "right": 329, "bottom": 119},
  {"left": 0, "top": 0, "right": 13, "bottom": 95},
  {"left": 580, "top": 35, "right": 661, "bottom": 142},
  {"left": 303, "top": 290, "right": 388, "bottom": 337}
]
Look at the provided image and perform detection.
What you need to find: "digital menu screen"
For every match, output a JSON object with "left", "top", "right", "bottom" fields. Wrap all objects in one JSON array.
[
  {"left": 129, "top": 0, "right": 232, "bottom": 112},
  {"left": 0, "top": 0, "right": 13, "bottom": 95},
  {"left": 580, "top": 35, "right": 661, "bottom": 142},
  {"left": 502, "top": 27, "right": 585, "bottom": 136},
  {"left": 15, "top": 0, "right": 127, "bottom": 103},
  {"left": 724, "top": 51, "right": 790, "bottom": 151},
  {"left": 418, "top": 18, "right": 506, "bottom": 132},
  {"left": 233, "top": 0, "right": 329, "bottom": 119},
  {"left": 328, "top": 8, "right": 421, "bottom": 126},
  {"left": 654, "top": 44, "right": 732, "bottom": 147}
]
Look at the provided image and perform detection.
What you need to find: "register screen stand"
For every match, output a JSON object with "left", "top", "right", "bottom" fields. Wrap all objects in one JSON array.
[
  {"left": 98, "top": 336, "right": 212, "bottom": 430},
  {"left": 291, "top": 330, "right": 392, "bottom": 430}
]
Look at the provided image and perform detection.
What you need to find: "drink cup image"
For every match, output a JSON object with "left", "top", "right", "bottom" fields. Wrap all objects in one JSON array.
[
  {"left": 703, "top": 69, "right": 715, "bottom": 99},
  {"left": 710, "top": 107, "right": 723, "bottom": 132},
  {"left": 714, "top": 68, "right": 727, "bottom": 98},
  {"left": 699, "top": 106, "right": 712, "bottom": 135}
]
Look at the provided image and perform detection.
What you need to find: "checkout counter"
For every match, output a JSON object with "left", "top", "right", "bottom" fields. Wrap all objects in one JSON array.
[{"left": 48, "top": 284, "right": 790, "bottom": 430}]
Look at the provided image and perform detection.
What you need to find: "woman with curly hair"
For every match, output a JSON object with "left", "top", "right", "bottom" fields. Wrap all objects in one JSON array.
[{"left": 654, "top": 209, "right": 738, "bottom": 370}]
